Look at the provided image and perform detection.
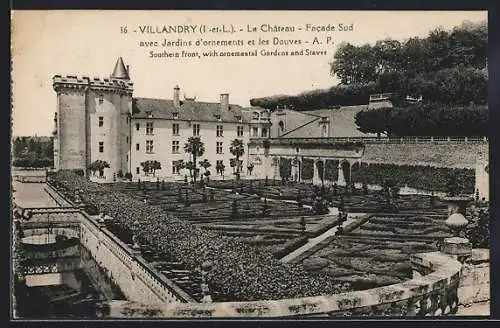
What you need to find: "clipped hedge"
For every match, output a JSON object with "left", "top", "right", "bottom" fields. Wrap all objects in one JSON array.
[{"left": 351, "top": 162, "right": 475, "bottom": 193}]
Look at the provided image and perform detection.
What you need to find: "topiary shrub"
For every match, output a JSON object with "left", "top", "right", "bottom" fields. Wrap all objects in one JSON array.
[{"left": 302, "top": 258, "right": 329, "bottom": 272}]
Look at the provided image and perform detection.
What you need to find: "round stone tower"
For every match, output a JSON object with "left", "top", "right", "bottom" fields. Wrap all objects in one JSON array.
[{"left": 53, "top": 57, "right": 134, "bottom": 181}]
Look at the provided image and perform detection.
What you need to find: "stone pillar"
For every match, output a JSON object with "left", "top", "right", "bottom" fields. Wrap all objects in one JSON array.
[
  {"left": 337, "top": 161, "right": 346, "bottom": 186},
  {"left": 292, "top": 158, "right": 299, "bottom": 182},
  {"left": 348, "top": 160, "right": 353, "bottom": 186},
  {"left": 322, "top": 160, "right": 327, "bottom": 186},
  {"left": 313, "top": 159, "right": 322, "bottom": 186}
]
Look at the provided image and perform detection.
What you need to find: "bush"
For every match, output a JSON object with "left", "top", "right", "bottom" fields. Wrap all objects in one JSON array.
[
  {"left": 13, "top": 157, "right": 53, "bottom": 168},
  {"left": 72, "top": 169, "right": 85, "bottom": 177},
  {"left": 351, "top": 162, "right": 474, "bottom": 193}
]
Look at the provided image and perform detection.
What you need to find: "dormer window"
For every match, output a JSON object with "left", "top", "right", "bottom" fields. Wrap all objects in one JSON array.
[
  {"left": 98, "top": 95, "right": 104, "bottom": 104},
  {"left": 145, "top": 111, "right": 153, "bottom": 118},
  {"left": 235, "top": 115, "right": 242, "bottom": 121},
  {"left": 173, "top": 112, "right": 178, "bottom": 119}
]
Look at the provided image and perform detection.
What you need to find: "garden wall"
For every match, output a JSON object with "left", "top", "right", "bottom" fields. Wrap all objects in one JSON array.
[{"left": 363, "top": 141, "right": 487, "bottom": 169}]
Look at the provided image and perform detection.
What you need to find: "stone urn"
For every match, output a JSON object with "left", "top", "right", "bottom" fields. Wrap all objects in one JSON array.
[
  {"left": 445, "top": 213, "right": 468, "bottom": 237},
  {"left": 440, "top": 197, "right": 473, "bottom": 259}
]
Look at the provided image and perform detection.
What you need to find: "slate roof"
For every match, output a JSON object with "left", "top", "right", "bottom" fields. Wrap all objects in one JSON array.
[
  {"left": 132, "top": 97, "right": 249, "bottom": 123},
  {"left": 111, "top": 57, "right": 130, "bottom": 80}
]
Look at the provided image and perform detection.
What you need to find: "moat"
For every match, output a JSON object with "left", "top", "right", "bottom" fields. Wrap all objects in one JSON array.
[{"left": 15, "top": 240, "right": 125, "bottom": 319}]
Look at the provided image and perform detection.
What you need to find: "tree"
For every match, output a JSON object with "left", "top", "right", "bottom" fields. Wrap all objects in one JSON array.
[
  {"left": 13, "top": 137, "right": 27, "bottom": 158},
  {"left": 150, "top": 161, "right": 161, "bottom": 177},
  {"left": 140, "top": 160, "right": 161, "bottom": 177},
  {"left": 463, "top": 208, "right": 489, "bottom": 248},
  {"left": 355, "top": 107, "right": 394, "bottom": 137},
  {"left": 199, "top": 159, "right": 212, "bottom": 181},
  {"left": 185, "top": 161, "right": 195, "bottom": 182},
  {"left": 184, "top": 137, "right": 205, "bottom": 185},
  {"left": 88, "top": 160, "right": 110, "bottom": 176},
  {"left": 141, "top": 161, "right": 151, "bottom": 176},
  {"left": 355, "top": 104, "right": 488, "bottom": 137},
  {"left": 247, "top": 163, "right": 254, "bottom": 175},
  {"left": 173, "top": 160, "right": 185, "bottom": 176},
  {"left": 330, "top": 42, "right": 378, "bottom": 85},
  {"left": 216, "top": 162, "right": 225, "bottom": 176},
  {"left": 313, "top": 196, "right": 329, "bottom": 215},
  {"left": 229, "top": 139, "right": 245, "bottom": 180}
]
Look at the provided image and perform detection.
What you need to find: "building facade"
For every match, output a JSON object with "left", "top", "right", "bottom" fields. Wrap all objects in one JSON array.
[{"left": 53, "top": 57, "right": 270, "bottom": 182}]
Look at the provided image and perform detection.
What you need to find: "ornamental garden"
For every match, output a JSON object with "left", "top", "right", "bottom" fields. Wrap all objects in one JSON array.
[{"left": 47, "top": 152, "right": 488, "bottom": 303}]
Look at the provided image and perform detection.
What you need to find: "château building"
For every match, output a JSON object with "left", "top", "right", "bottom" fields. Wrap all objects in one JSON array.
[{"left": 52, "top": 57, "right": 271, "bottom": 182}]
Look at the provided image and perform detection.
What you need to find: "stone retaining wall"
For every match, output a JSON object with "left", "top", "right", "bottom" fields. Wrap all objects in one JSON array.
[
  {"left": 95, "top": 251, "right": 463, "bottom": 318},
  {"left": 458, "top": 249, "right": 489, "bottom": 306}
]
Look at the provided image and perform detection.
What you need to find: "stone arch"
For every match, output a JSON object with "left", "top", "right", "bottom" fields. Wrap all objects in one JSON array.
[
  {"left": 325, "top": 159, "right": 339, "bottom": 182},
  {"left": 301, "top": 158, "right": 314, "bottom": 181},
  {"left": 279, "top": 157, "right": 292, "bottom": 181},
  {"left": 315, "top": 159, "right": 325, "bottom": 183}
]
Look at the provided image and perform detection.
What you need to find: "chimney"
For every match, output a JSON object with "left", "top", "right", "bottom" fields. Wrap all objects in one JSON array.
[
  {"left": 173, "top": 85, "right": 180, "bottom": 108},
  {"left": 220, "top": 93, "right": 229, "bottom": 111}
]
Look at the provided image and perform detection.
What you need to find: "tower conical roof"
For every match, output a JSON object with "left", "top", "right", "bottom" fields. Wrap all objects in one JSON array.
[{"left": 111, "top": 57, "right": 130, "bottom": 79}]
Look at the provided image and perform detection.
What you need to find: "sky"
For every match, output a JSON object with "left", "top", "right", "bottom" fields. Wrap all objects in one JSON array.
[{"left": 11, "top": 10, "right": 487, "bottom": 136}]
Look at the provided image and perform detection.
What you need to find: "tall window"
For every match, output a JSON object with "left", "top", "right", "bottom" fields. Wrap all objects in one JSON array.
[
  {"left": 193, "top": 123, "right": 200, "bottom": 136},
  {"left": 172, "top": 123, "right": 179, "bottom": 135},
  {"left": 146, "top": 140, "right": 154, "bottom": 153},
  {"left": 98, "top": 116, "right": 104, "bottom": 127},
  {"left": 98, "top": 95, "right": 104, "bottom": 104},
  {"left": 172, "top": 161, "right": 180, "bottom": 174},
  {"left": 216, "top": 125, "right": 224, "bottom": 137},
  {"left": 136, "top": 123, "right": 140, "bottom": 131},
  {"left": 126, "top": 136, "right": 129, "bottom": 143},
  {"left": 252, "top": 127, "right": 258, "bottom": 137},
  {"left": 99, "top": 142, "right": 104, "bottom": 153},
  {"left": 146, "top": 122, "right": 154, "bottom": 135},
  {"left": 216, "top": 141, "right": 223, "bottom": 154},
  {"left": 172, "top": 140, "right": 180, "bottom": 153},
  {"left": 136, "top": 143, "right": 140, "bottom": 151},
  {"left": 136, "top": 167, "right": 140, "bottom": 175},
  {"left": 237, "top": 126, "right": 244, "bottom": 137}
]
